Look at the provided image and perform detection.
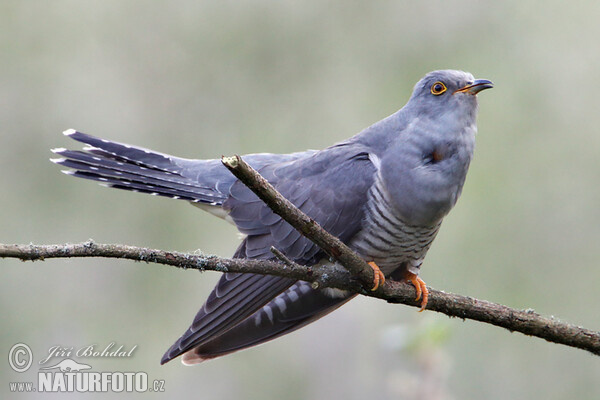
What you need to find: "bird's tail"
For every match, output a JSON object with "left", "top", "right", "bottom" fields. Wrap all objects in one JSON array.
[
  {"left": 51, "top": 129, "right": 228, "bottom": 205},
  {"left": 162, "top": 281, "right": 356, "bottom": 365}
]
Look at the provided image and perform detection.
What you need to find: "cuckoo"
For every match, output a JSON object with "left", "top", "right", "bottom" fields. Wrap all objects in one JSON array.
[{"left": 52, "top": 70, "right": 493, "bottom": 364}]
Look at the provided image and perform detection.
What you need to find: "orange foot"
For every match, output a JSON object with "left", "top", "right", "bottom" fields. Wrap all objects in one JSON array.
[
  {"left": 403, "top": 271, "right": 429, "bottom": 312},
  {"left": 368, "top": 261, "right": 386, "bottom": 291}
]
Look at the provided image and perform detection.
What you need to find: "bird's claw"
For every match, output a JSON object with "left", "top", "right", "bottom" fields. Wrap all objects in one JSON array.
[
  {"left": 404, "top": 272, "right": 428, "bottom": 312},
  {"left": 368, "top": 261, "right": 386, "bottom": 291}
]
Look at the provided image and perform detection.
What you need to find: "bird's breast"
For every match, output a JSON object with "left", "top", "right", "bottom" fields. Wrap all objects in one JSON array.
[{"left": 349, "top": 176, "right": 441, "bottom": 275}]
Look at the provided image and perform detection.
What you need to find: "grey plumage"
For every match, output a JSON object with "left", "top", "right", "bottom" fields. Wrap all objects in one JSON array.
[{"left": 52, "top": 70, "right": 492, "bottom": 365}]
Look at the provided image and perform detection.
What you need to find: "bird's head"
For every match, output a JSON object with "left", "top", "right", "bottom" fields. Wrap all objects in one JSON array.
[
  {"left": 379, "top": 70, "right": 493, "bottom": 226},
  {"left": 407, "top": 70, "right": 493, "bottom": 125}
]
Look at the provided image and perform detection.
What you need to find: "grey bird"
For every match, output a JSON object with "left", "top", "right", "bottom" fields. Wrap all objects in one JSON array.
[{"left": 51, "top": 70, "right": 492, "bottom": 365}]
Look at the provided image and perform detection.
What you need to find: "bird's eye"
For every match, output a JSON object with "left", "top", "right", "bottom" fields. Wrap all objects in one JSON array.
[{"left": 430, "top": 81, "right": 447, "bottom": 96}]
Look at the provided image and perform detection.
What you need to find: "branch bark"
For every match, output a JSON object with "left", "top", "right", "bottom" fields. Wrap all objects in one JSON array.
[
  {"left": 2, "top": 241, "right": 599, "bottom": 356},
  {"left": 2, "top": 154, "right": 599, "bottom": 358}
]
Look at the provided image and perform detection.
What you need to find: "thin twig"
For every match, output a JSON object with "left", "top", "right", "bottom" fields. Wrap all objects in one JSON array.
[{"left": 270, "top": 246, "right": 299, "bottom": 268}]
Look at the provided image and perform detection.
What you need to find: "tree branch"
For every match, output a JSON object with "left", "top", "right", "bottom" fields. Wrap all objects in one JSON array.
[
  {"left": 0, "top": 241, "right": 357, "bottom": 290},
  {"left": 220, "top": 154, "right": 600, "bottom": 356},
  {"left": 221, "top": 155, "right": 375, "bottom": 288},
  {"left": 2, "top": 154, "right": 599, "bottom": 358},
  {"left": 2, "top": 241, "right": 599, "bottom": 356}
]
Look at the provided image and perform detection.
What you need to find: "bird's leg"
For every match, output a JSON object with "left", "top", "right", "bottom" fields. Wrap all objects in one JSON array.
[
  {"left": 367, "top": 261, "right": 386, "bottom": 291},
  {"left": 401, "top": 270, "right": 429, "bottom": 312}
]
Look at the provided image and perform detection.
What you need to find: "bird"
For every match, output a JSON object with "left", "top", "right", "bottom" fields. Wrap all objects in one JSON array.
[{"left": 51, "top": 69, "right": 492, "bottom": 365}]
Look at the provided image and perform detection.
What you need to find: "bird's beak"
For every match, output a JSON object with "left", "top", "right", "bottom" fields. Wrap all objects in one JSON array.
[{"left": 454, "top": 79, "right": 494, "bottom": 95}]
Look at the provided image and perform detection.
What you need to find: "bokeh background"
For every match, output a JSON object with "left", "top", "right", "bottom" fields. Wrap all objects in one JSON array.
[{"left": 2, "top": 1, "right": 600, "bottom": 399}]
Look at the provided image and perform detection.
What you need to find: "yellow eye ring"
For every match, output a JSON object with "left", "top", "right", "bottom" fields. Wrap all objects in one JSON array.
[{"left": 430, "top": 81, "right": 447, "bottom": 95}]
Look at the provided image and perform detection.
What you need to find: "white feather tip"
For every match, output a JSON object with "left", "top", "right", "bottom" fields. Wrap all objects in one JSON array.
[{"left": 63, "top": 128, "right": 77, "bottom": 136}]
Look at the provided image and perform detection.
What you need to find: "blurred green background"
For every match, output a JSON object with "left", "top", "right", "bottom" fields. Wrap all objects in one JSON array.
[{"left": 2, "top": 1, "right": 600, "bottom": 399}]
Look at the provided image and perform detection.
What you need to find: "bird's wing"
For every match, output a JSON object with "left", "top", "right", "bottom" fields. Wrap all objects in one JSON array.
[
  {"left": 227, "top": 145, "right": 376, "bottom": 263},
  {"left": 161, "top": 145, "right": 378, "bottom": 363}
]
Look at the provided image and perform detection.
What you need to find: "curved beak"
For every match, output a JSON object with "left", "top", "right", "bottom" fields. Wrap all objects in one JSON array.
[{"left": 454, "top": 79, "right": 494, "bottom": 95}]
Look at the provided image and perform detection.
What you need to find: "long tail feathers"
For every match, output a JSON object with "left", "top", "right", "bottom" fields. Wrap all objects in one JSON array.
[{"left": 52, "top": 129, "right": 227, "bottom": 205}]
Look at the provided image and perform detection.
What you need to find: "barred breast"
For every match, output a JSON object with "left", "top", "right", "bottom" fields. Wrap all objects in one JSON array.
[{"left": 350, "top": 173, "right": 441, "bottom": 276}]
